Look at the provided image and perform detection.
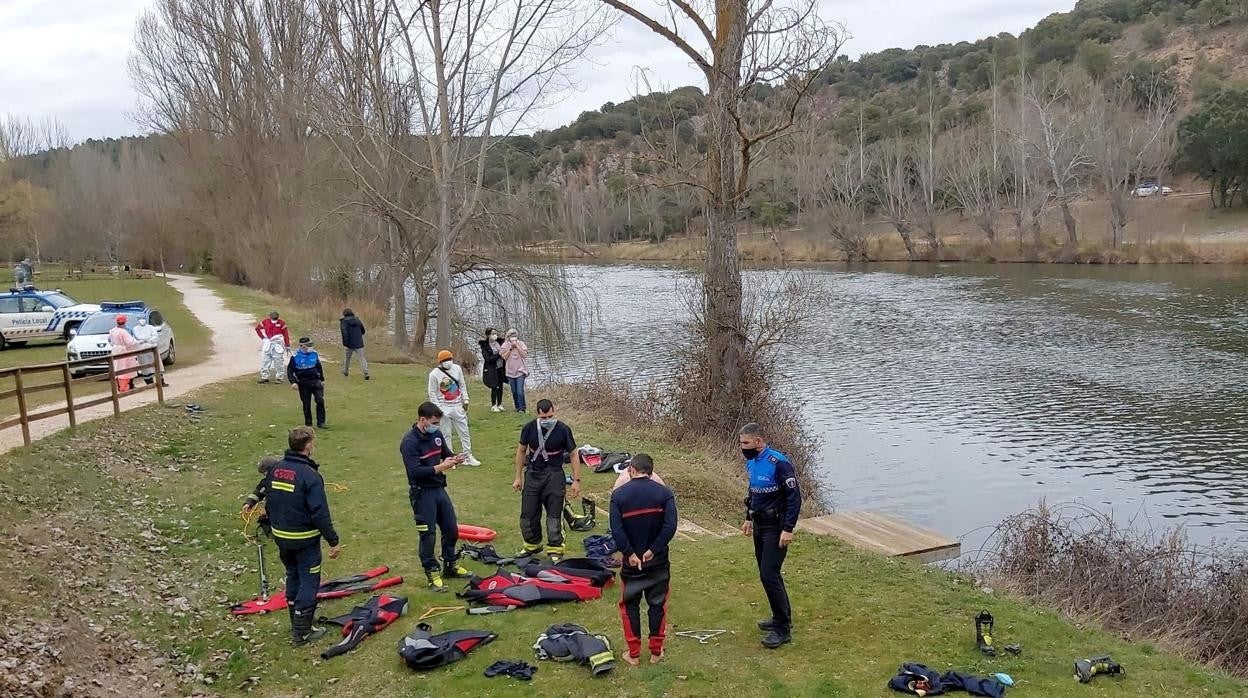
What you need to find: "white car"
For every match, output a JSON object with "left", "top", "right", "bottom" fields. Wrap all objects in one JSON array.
[
  {"left": 67, "top": 302, "right": 176, "bottom": 377},
  {"left": 1132, "top": 183, "right": 1173, "bottom": 197},
  {"left": 0, "top": 285, "right": 100, "bottom": 349}
]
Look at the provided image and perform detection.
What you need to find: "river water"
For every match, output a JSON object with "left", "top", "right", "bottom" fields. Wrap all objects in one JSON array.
[{"left": 517, "top": 262, "right": 1248, "bottom": 552}]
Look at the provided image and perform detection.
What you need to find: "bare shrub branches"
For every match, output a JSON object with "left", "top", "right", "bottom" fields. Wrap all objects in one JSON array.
[{"left": 970, "top": 501, "right": 1248, "bottom": 677}]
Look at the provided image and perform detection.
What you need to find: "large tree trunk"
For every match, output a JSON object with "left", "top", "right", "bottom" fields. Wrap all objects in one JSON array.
[
  {"left": 1060, "top": 200, "right": 1078, "bottom": 247},
  {"left": 894, "top": 222, "right": 917, "bottom": 260},
  {"left": 703, "top": 0, "right": 748, "bottom": 420},
  {"left": 1108, "top": 191, "right": 1126, "bottom": 248}
]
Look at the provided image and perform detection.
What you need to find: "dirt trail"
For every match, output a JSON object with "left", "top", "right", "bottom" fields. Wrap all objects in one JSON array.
[{"left": 0, "top": 274, "right": 257, "bottom": 454}]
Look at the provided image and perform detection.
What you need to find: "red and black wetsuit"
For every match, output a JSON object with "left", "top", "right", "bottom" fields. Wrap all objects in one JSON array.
[{"left": 609, "top": 475, "right": 677, "bottom": 659}]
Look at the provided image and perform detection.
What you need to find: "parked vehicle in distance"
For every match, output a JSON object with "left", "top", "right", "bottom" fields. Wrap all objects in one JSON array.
[
  {"left": 1132, "top": 180, "right": 1173, "bottom": 197},
  {"left": 66, "top": 301, "right": 176, "bottom": 377},
  {"left": 0, "top": 285, "right": 100, "bottom": 350}
]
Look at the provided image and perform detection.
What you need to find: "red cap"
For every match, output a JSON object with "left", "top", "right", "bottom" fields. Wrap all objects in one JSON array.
[{"left": 115, "top": 314, "right": 127, "bottom": 324}]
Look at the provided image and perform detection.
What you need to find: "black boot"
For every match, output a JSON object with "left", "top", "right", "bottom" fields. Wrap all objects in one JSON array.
[
  {"left": 761, "top": 629, "right": 792, "bottom": 649},
  {"left": 290, "top": 608, "right": 326, "bottom": 646},
  {"left": 975, "top": 610, "right": 996, "bottom": 657},
  {"left": 757, "top": 618, "right": 780, "bottom": 631},
  {"left": 1074, "top": 656, "right": 1123, "bottom": 683}
]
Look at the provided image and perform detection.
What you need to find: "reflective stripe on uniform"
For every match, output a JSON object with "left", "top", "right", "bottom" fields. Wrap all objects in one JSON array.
[
  {"left": 415, "top": 524, "right": 429, "bottom": 532},
  {"left": 270, "top": 481, "right": 295, "bottom": 492},
  {"left": 308, "top": 565, "right": 321, "bottom": 574},
  {"left": 271, "top": 526, "right": 319, "bottom": 540}
]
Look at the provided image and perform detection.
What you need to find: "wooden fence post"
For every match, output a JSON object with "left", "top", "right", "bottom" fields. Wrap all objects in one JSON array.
[
  {"left": 61, "top": 364, "right": 76, "bottom": 427},
  {"left": 152, "top": 347, "right": 165, "bottom": 405},
  {"left": 107, "top": 356, "right": 121, "bottom": 416},
  {"left": 13, "top": 368, "right": 31, "bottom": 446}
]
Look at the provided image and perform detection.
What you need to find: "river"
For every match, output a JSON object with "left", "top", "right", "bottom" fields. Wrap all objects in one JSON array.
[{"left": 514, "top": 262, "right": 1248, "bottom": 553}]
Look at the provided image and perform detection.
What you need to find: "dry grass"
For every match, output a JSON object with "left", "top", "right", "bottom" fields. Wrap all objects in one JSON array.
[
  {"left": 969, "top": 501, "right": 1248, "bottom": 678},
  {"left": 562, "top": 195, "right": 1248, "bottom": 265}
]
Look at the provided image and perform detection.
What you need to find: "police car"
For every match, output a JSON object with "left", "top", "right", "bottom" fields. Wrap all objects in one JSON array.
[
  {"left": 66, "top": 302, "right": 177, "bottom": 377},
  {"left": 0, "top": 285, "right": 100, "bottom": 349}
]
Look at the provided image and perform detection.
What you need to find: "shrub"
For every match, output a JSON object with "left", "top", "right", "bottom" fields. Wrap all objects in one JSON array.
[{"left": 1141, "top": 17, "right": 1167, "bottom": 49}]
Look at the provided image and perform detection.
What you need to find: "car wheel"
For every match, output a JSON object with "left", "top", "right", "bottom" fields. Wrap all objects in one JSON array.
[
  {"left": 8, "top": 341, "right": 27, "bottom": 348},
  {"left": 0, "top": 334, "right": 6, "bottom": 351},
  {"left": 71, "top": 371, "right": 85, "bottom": 379},
  {"left": 164, "top": 339, "right": 176, "bottom": 366}
]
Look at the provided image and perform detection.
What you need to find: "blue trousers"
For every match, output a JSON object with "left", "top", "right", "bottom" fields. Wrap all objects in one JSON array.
[
  {"left": 413, "top": 487, "right": 459, "bottom": 571},
  {"left": 278, "top": 543, "right": 322, "bottom": 615},
  {"left": 508, "top": 375, "right": 527, "bottom": 411}
]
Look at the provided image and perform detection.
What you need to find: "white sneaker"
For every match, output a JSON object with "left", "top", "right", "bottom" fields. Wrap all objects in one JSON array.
[
  {"left": 464, "top": 455, "right": 482, "bottom": 467},
  {"left": 491, "top": 405, "right": 503, "bottom": 412}
]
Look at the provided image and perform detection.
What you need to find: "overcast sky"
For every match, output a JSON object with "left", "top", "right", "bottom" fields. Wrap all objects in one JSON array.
[{"left": 0, "top": 0, "right": 1071, "bottom": 142}]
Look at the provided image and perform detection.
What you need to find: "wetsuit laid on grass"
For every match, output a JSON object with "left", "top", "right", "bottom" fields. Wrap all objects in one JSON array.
[{"left": 609, "top": 457, "right": 677, "bottom": 662}]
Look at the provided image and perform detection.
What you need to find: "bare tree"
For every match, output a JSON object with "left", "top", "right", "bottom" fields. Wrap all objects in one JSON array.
[
  {"left": 871, "top": 139, "right": 919, "bottom": 260},
  {"left": 596, "top": 0, "right": 846, "bottom": 419},
  {"left": 811, "top": 141, "right": 872, "bottom": 261},
  {"left": 390, "top": 0, "right": 607, "bottom": 348},
  {"left": 942, "top": 124, "right": 1002, "bottom": 243},
  {"left": 1087, "top": 75, "right": 1178, "bottom": 247},
  {"left": 1023, "top": 71, "right": 1094, "bottom": 248}
]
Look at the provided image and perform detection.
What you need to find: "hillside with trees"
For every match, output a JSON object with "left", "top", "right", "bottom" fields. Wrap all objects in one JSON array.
[{"left": 2, "top": 0, "right": 1248, "bottom": 317}]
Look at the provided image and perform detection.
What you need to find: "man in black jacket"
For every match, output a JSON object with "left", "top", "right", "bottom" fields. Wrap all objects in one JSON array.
[
  {"left": 401, "top": 402, "right": 469, "bottom": 592},
  {"left": 263, "top": 426, "right": 341, "bottom": 645},
  {"left": 339, "top": 308, "right": 369, "bottom": 380},
  {"left": 609, "top": 453, "right": 677, "bottom": 665},
  {"left": 287, "top": 337, "right": 327, "bottom": 428}
]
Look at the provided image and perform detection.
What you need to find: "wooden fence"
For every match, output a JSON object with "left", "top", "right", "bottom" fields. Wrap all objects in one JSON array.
[{"left": 0, "top": 346, "right": 165, "bottom": 447}]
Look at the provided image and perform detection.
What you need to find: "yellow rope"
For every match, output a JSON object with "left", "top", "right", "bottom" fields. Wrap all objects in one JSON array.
[
  {"left": 326, "top": 481, "right": 350, "bottom": 493},
  {"left": 241, "top": 502, "right": 266, "bottom": 546}
]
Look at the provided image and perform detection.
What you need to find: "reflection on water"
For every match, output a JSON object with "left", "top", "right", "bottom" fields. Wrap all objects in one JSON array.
[{"left": 525, "top": 262, "right": 1248, "bottom": 551}]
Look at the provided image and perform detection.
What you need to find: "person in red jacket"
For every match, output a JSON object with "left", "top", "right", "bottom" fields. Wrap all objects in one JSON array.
[{"left": 256, "top": 311, "right": 292, "bottom": 384}]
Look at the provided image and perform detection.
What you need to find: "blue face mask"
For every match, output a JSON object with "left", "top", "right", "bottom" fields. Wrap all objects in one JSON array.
[
  {"left": 539, "top": 418, "right": 557, "bottom": 430},
  {"left": 424, "top": 423, "right": 440, "bottom": 435}
]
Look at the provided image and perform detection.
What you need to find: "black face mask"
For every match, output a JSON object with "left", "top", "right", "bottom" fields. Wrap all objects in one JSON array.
[{"left": 742, "top": 447, "right": 761, "bottom": 460}]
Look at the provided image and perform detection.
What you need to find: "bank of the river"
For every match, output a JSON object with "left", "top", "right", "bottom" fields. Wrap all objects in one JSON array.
[
  {"left": 0, "top": 283, "right": 1242, "bottom": 696},
  {"left": 543, "top": 196, "right": 1248, "bottom": 265}
]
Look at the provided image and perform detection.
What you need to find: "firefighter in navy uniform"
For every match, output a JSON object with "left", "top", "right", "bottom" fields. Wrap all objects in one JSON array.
[
  {"left": 401, "top": 401, "right": 470, "bottom": 592},
  {"left": 263, "top": 426, "right": 341, "bottom": 645},
  {"left": 738, "top": 422, "right": 801, "bottom": 649}
]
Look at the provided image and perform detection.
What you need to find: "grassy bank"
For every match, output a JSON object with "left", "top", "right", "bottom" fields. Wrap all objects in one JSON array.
[
  {"left": 198, "top": 277, "right": 416, "bottom": 365},
  {"left": 0, "top": 359, "right": 1243, "bottom": 694},
  {"left": 558, "top": 197, "right": 1248, "bottom": 266}
]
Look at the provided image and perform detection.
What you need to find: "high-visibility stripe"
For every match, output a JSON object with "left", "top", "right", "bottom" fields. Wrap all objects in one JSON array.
[
  {"left": 308, "top": 565, "right": 321, "bottom": 574},
  {"left": 622, "top": 507, "right": 665, "bottom": 519},
  {"left": 270, "top": 481, "right": 295, "bottom": 492},
  {"left": 271, "top": 526, "right": 319, "bottom": 540},
  {"left": 415, "top": 524, "right": 429, "bottom": 532}
]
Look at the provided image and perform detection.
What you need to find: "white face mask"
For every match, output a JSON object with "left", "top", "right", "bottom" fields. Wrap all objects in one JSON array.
[{"left": 439, "top": 360, "right": 453, "bottom": 369}]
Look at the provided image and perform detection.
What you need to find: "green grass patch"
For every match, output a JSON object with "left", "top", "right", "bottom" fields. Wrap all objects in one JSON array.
[{"left": 0, "top": 360, "right": 1242, "bottom": 695}]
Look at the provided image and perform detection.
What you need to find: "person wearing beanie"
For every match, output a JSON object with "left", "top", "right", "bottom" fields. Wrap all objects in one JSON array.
[{"left": 427, "top": 349, "right": 481, "bottom": 466}]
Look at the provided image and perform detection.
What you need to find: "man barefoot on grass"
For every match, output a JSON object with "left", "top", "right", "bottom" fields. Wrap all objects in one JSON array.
[{"left": 610, "top": 453, "right": 677, "bottom": 666}]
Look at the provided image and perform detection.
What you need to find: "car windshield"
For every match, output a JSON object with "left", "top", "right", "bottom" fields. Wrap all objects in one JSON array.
[
  {"left": 41, "top": 292, "right": 78, "bottom": 309},
  {"left": 77, "top": 312, "right": 144, "bottom": 335}
]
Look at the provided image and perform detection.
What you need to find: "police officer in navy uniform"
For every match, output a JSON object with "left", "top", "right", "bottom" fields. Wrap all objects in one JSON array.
[
  {"left": 263, "top": 426, "right": 341, "bottom": 645},
  {"left": 287, "top": 337, "right": 327, "bottom": 428},
  {"left": 739, "top": 422, "right": 801, "bottom": 649},
  {"left": 401, "top": 401, "right": 470, "bottom": 592}
]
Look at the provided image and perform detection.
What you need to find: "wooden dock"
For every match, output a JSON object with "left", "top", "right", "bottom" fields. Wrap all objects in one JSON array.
[{"left": 796, "top": 511, "right": 960, "bottom": 563}]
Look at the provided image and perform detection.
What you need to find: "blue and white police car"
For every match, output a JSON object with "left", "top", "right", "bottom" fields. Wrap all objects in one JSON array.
[
  {"left": 0, "top": 285, "right": 100, "bottom": 349},
  {"left": 66, "top": 302, "right": 177, "bottom": 377}
]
